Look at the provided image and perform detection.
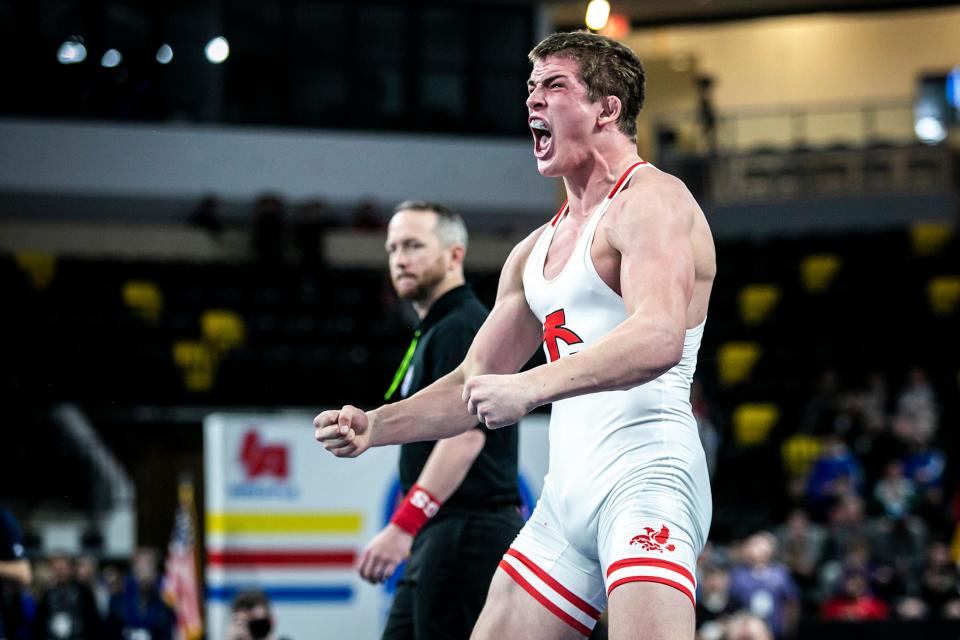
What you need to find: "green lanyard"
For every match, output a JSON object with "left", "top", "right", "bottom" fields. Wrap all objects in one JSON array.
[{"left": 384, "top": 330, "right": 421, "bottom": 401}]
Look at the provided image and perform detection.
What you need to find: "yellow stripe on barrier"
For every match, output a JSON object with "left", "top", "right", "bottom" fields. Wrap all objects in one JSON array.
[{"left": 207, "top": 512, "right": 363, "bottom": 534}]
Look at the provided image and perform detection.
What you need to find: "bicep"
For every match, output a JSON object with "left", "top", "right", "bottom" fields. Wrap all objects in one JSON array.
[
  {"left": 460, "top": 233, "right": 544, "bottom": 378},
  {"left": 615, "top": 188, "right": 695, "bottom": 322}
]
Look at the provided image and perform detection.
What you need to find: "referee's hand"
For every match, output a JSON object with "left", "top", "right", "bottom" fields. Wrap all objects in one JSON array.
[{"left": 314, "top": 405, "right": 371, "bottom": 458}]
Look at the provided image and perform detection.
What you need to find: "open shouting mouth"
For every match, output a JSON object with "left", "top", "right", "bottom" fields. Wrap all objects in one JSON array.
[{"left": 530, "top": 118, "right": 553, "bottom": 159}]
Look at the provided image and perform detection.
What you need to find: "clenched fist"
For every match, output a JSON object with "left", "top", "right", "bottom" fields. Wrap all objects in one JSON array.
[
  {"left": 462, "top": 373, "right": 535, "bottom": 429},
  {"left": 313, "top": 405, "right": 372, "bottom": 458}
]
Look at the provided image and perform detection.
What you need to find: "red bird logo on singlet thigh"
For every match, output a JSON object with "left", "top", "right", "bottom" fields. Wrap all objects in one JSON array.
[
  {"left": 543, "top": 309, "right": 583, "bottom": 363},
  {"left": 629, "top": 525, "right": 676, "bottom": 553}
]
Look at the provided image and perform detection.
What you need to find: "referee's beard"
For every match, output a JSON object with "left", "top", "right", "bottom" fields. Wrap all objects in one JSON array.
[{"left": 393, "top": 258, "right": 447, "bottom": 307}]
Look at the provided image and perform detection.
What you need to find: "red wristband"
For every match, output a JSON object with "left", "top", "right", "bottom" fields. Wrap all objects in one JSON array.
[{"left": 390, "top": 484, "right": 441, "bottom": 536}]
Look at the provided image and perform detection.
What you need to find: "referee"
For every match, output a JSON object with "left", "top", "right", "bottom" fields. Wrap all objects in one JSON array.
[{"left": 358, "top": 200, "right": 522, "bottom": 640}]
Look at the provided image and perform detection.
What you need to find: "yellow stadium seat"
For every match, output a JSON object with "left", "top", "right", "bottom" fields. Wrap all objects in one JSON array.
[
  {"left": 718, "top": 342, "right": 762, "bottom": 386},
  {"left": 928, "top": 276, "right": 960, "bottom": 316},
  {"left": 733, "top": 403, "right": 780, "bottom": 446},
  {"left": 782, "top": 434, "right": 822, "bottom": 478},
  {"left": 14, "top": 252, "right": 56, "bottom": 290},
  {"left": 122, "top": 280, "right": 164, "bottom": 322},
  {"left": 739, "top": 284, "right": 781, "bottom": 325},
  {"left": 201, "top": 310, "right": 246, "bottom": 353},
  {"left": 800, "top": 254, "right": 841, "bottom": 293},
  {"left": 172, "top": 340, "right": 216, "bottom": 392},
  {"left": 911, "top": 222, "right": 952, "bottom": 257}
]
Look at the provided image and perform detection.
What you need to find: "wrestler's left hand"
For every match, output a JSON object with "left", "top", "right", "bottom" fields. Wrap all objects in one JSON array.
[{"left": 462, "top": 374, "right": 535, "bottom": 429}]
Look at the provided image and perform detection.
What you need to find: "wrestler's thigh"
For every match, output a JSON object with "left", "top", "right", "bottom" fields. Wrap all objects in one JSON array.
[
  {"left": 471, "top": 568, "right": 587, "bottom": 640},
  {"left": 607, "top": 581, "right": 694, "bottom": 640}
]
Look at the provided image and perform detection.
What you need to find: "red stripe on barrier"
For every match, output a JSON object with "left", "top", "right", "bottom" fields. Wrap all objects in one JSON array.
[{"left": 207, "top": 550, "right": 356, "bottom": 567}]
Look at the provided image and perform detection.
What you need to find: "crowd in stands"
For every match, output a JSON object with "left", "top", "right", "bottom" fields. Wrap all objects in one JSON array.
[
  {"left": 2, "top": 547, "right": 176, "bottom": 640},
  {"left": 694, "top": 365, "right": 957, "bottom": 639}
]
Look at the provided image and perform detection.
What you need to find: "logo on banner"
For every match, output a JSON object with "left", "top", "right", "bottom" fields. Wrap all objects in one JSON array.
[
  {"left": 228, "top": 428, "right": 299, "bottom": 499},
  {"left": 241, "top": 431, "right": 288, "bottom": 479}
]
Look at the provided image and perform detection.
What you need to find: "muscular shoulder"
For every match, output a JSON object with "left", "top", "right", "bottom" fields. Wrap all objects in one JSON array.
[
  {"left": 608, "top": 169, "right": 696, "bottom": 230},
  {"left": 496, "top": 222, "right": 550, "bottom": 296}
]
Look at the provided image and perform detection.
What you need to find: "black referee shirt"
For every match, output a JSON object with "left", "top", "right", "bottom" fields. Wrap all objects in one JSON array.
[{"left": 394, "top": 284, "right": 520, "bottom": 513}]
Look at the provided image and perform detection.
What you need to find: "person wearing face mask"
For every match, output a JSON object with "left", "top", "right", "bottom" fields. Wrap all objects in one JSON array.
[{"left": 227, "top": 590, "right": 289, "bottom": 640}]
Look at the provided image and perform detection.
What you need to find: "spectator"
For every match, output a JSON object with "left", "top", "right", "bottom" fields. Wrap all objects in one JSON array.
[
  {"left": 774, "top": 509, "right": 825, "bottom": 602},
  {"left": 227, "top": 589, "right": 289, "bottom": 640},
  {"left": 893, "top": 366, "right": 938, "bottom": 443},
  {"left": 800, "top": 369, "right": 841, "bottom": 435},
  {"left": 848, "top": 372, "right": 899, "bottom": 488},
  {"left": 292, "top": 199, "right": 333, "bottom": 268},
  {"left": 350, "top": 199, "right": 384, "bottom": 231},
  {"left": 697, "top": 563, "right": 737, "bottom": 640},
  {"left": 870, "top": 514, "right": 927, "bottom": 600},
  {"left": 187, "top": 195, "right": 225, "bottom": 236},
  {"left": 728, "top": 532, "right": 800, "bottom": 638},
  {"left": 74, "top": 555, "right": 109, "bottom": 619},
  {"left": 872, "top": 460, "right": 916, "bottom": 518},
  {"left": 723, "top": 612, "right": 774, "bottom": 640},
  {"left": 251, "top": 194, "right": 287, "bottom": 265},
  {"left": 919, "top": 541, "right": 960, "bottom": 620},
  {"left": 805, "top": 434, "right": 864, "bottom": 516},
  {"left": 820, "top": 569, "right": 889, "bottom": 621},
  {"left": 31, "top": 553, "right": 101, "bottom": 640},
  {"left": 0, "top": 508, "right": 31, "bottom": 640},
  {"left": 821, "top": 495, "right": 869, "bottom": 565},
  {"left": 105, "top": 548, "right": 174, "bottom": 640}
]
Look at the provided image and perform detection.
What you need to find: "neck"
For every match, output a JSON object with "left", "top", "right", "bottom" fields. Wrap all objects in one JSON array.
[
  {"left": 561, "top": 140, "right": 640, "bottom": 218},
  {"left": 411, "top": 275, "right": 464, "bottom": 320}
]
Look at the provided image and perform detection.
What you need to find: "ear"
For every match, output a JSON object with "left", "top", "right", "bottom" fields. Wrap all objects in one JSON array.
[
  {"left": 597, "top": 95, "right": 623, "bottom": 129},
  {"left": 447, "top": 244, "right": 466, "bottom": 270}
]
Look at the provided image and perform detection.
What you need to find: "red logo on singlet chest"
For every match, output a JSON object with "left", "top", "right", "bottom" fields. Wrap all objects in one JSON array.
[{"left": 543, "top": 309, "right": 583, "bottom": 363}]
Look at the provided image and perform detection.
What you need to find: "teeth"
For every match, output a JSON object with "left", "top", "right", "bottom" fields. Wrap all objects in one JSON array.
[{"left": 530, "top": 119, "right": 549, "bottom": 131}]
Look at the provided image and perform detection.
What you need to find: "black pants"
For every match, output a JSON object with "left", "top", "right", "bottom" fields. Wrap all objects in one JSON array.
[{"left": 381, "top": 508, "right": 523, "bottom": 640}]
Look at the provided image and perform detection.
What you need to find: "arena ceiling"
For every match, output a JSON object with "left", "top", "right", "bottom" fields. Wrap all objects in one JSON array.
[{"left": 543, "top": 0, "right": 960, "bottom": 28}]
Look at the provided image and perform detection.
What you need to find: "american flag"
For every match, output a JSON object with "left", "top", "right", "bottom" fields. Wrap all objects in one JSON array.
[{"left": 163, "top": 479, "right": 204, "bottom": 640}]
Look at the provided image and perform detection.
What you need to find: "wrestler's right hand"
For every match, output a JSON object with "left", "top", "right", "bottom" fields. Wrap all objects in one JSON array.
[{"left": 313, "top": 405, "right": 372, "bottom": 458}]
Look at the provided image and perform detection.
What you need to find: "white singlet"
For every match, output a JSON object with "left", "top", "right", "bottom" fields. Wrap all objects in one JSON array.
[{"left": 499, "top": 162, "right": 712, "bottom": 636}]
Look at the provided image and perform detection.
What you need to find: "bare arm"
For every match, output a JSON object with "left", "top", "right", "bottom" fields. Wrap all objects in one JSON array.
[
  {"left": 415, "top": 429, "right": 486, "bottom": 499},
  {"left": 0, "top": 558, "right": 32, "bottom": 588},
  {"left": 355, "top": 429, "right": 486, "bottom": 583},
  {"left": 463, "top": 177, "right": 702, "bottom": 427},
  {"left": 315, "top": 227, "right": 545, "bottom": 455}
]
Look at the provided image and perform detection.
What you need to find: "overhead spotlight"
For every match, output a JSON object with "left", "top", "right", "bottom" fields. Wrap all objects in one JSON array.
[
  {"left": 914, "top": 116, "right": 946, "bottom": 145},
  {"left": 101, "top": 48, "right": 123, "bottom": 68},
  {"left": 585, "top": 0, "right": 611, "bottom": 31},
  {"left": 204, "top": 36, "right": 229, "bottom": 64},
  {"left": 57, "top": 37, "right": 87, "bottom": 64},
  {"left": 156, "top": 44, "right": 173, "bottom": 64},
  {"left": 599, "top": 12, "right": 629, "bottom": 39}
]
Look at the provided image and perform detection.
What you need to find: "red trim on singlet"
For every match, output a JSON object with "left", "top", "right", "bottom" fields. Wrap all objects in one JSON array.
[
  {"left": 506, "top": 549, "right": 601, "bottom": 619},
  {"left": 605, "top": 161, "right": 648, "bottom": 199},
  {"left": 605, "top": 557, "right": 696, "bottom": 586},
  {"left": 498, "top": 560, "right": 593, "bottom": 637},
  {"left": 550, "top": 201, "right": 568, "bottom": 227},
  {"left": 606, "top": 575, "right": 696, "bottom": 610}
]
